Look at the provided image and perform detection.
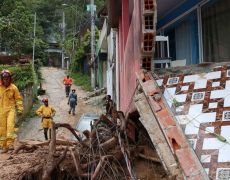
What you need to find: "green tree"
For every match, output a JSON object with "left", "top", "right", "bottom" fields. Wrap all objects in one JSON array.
[{"left": 0, "top": 1, "right": 33, "bottom": 56}]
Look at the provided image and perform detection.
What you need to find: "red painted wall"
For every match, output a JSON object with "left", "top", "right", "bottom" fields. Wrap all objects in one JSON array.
[{"left": 118, "top": 0, "right": 142, "bottom": 114}]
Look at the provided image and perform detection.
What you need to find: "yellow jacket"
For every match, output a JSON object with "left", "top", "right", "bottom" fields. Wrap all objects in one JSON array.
[
  {"left": 36, "top": 105, "right": 56, "bottom": 128},
  {"left": 0, "top": 83, "right": 24, "bottom": 114}
]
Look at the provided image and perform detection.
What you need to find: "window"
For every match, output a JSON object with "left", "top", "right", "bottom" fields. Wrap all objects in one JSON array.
[
  {"left": 163, "top": 11, "right": 199, "bottom": 65},
  {"left": 202, "top": 0, "right": 230, "bottom": 62}
]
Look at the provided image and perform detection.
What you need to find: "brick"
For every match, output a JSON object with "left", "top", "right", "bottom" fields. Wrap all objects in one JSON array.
[
  {"left": 143, "top": 33, "right": 155, "bottom": 53},
  {"left": 157, "top": 109, "right": 176, "bottom": 128},
  {"left": 144, "top": 14, "right": 154, "bottom": 30},
  {"left": 142, "top": 56, "right": 152, "bottom": 70},
  {"left": 144, "top": 0, "right": 154, "bottom": 11},
  {"left": 176, "top": 148, "right": 206, "bottom": 179},
  {"left": 166, "top": 126, "right": 189, "bottom": 150}
]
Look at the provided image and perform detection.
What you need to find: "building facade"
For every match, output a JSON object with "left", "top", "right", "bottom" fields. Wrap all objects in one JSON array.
[{"left": 157, "top": 0, "right": 230, "bottom": 65}]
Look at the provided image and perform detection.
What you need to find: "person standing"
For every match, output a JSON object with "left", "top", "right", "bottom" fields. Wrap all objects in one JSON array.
[
  {"left": 104, "top": 95, "right": 113, "bottom": 116},
  {"left": 36, "top": 98, "right": 56, "bottom": 140},
  {"left": 63, "top": 75, "right": 73, "bottom": 97},
  {"left": 68, "top": 89, "right": 77, "bottom": 115},
  {"left": 0, "top": 69, "right": 24, "bottom": 153}
]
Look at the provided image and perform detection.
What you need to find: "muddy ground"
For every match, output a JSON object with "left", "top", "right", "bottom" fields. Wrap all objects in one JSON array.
[
  {"left": 0, "top": 67, "right": 169, "bottom": 180},
  {"left": 18, "top": 67, "right": 104, "bottom": 141}
]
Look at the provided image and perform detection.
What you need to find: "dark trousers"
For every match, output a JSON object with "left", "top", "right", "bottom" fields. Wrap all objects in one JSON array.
[
  {"left": 65, "top": 85, "right": 71, "bottom": 96},
  {"left": 44, "top": 128, "right": 51, "bottom": 140}
]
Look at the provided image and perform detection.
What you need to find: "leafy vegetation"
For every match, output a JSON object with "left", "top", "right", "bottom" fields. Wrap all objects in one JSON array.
[
  {"left": 70, "top": 71, "right": 92, "bottom": 92},
  {"left": 62, "top": 0, "right": 104, "bottom": 90},
  {"left": 0, "top": 0, "right": 105, "bottom": 91},
  {"left": 0, "top": 64, "right": 35, "bottom": 90}
]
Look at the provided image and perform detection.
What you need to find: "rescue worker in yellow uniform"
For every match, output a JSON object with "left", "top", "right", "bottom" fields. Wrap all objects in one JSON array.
[
  {"left": 0, "top": 69, "right": 24, "bottom": 153},
  {"left": 36, "top": 98, "right": 56, "bottom": 140}
]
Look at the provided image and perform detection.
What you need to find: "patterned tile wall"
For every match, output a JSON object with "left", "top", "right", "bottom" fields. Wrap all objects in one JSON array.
[{"left": 156, "top": 66, "right": 230, "bottom": 179}]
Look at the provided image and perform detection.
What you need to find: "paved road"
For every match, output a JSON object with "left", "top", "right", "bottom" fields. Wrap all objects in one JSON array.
[{"left": 18, "top": 67, "right": 102, "bottom": 141}]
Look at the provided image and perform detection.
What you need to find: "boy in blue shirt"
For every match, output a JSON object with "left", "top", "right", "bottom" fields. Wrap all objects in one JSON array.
[{"left": 68, "top": 89, "right": 77, "bottom": 115}]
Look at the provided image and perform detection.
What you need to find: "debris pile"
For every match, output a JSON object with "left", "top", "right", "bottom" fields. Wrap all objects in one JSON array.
[{"left": 0, "top": 111, "right": 168, "bottom": 180}]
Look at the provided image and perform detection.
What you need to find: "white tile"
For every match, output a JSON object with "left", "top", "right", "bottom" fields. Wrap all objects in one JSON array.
[
  {"left": 221, "top": 126, "right": 230, "bottom": 142},
  {"left": 212, "top": 82, "right": 220, "bottom": 87},
  {"left": 209, "top": 102, "right": 218, "bottom": 108},
  {"left": 196, "top": 112, "right": 216, "bottom": 123},
  {"left": 176, "top": 115, "right": 192, "bottom": 125},
  {"left": 201, "top": 155, "right": 211, "bottom": 163},
  {"left": 225, "top": 80, "right": 230, "bottom": 90},
  {"left": 194, "top": 79, "right": 207, "bottom": 89},
  {"left": 203, "top": 138, "right": 223, "bottom": 150},
  {"left": 205, "top": 71, "right": 221, "bottom": 79},
  {"left": 204, "top": 168, "right": 209, "bottom": 175},
  {"left": 203, "top": 138, "right": 230, "bottom": 163},
  {"left": 185, "top": 121, "right": 200, "bottom": 135},
  {"left": 174, "top": 94, "right": 187, "bottom": 103},
  {"left": 224, "top": 95, "right": 230, "bottom": 107},
  {"left": 210, "top": 89, "right": 227, "bottom": 99},
  {"left": 205, "top": 127, "right": 214, "bottom": 134},
  {"left": 181, "top": 86, "right": 189, "bottom": 91},
  {"left": 164, "top": 87, "right": 176, "bottom": 107},
  {"left": 218, "top": 144, "right": 230, "bottom": 162},
  {"left": 184, "top": 104, "right": 216, "bottom": 135},
  {"left": 183, "top": 75, "right": 198, "bottom": 83},
  {"left": 188, "top": 104, "right": 203, "bottom": 117},
  {"left": 176, "top": 106, "right": 184, "bottom": 112},
  {"left": 156, "top": 79, "right": 163, "bottom": 86}
]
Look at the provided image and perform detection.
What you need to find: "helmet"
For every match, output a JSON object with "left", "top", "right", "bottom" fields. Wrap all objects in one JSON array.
[
  {"left": 42, "top": 98, "right": 48, "bottom": 103},
  {"left": 1, "top": 69, "right": 11, "bottom": 78}
]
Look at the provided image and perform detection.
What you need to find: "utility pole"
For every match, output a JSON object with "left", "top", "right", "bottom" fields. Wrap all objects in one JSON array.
[
  {"left": 32, "top": 12, "right": 36, "bottom": 68},
  {"left": 90, "top": 0, "right": 95, "bottom": 89},
  {"left": 61, "top": 11, "right": 65, "bottom": 69},
  {"left": 32, "top": 12, "right": 38, "bottom": 97}
]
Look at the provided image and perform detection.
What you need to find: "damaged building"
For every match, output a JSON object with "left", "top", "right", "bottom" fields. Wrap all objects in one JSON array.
[{"left": 95, "top": 0, "right": 230, "bottom": 179}]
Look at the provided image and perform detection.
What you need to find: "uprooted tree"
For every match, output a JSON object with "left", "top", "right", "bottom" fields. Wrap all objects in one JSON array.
[{"left": 0, "top": 110, "right": 167, "bottom": 180}]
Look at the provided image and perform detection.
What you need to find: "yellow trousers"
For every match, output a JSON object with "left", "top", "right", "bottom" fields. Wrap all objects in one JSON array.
[
  {"left": 0, "top": 109, "right": 16, "bottom": 149},
  {"left": 42, "top": 118, "right": 52, "bottom": 129}
]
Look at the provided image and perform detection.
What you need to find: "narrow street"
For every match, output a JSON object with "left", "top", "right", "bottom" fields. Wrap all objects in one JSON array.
[{"left": 18, "top": 67, "right": 103, "bottom": 141}]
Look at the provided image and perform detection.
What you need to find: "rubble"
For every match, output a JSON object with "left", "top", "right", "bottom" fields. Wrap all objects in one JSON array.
[
  {"left": 84, "top": 87, "right": 107, "bottom": 100},
  {"left": 0, "top": 110, "right": 168, "bottom": 180}
]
